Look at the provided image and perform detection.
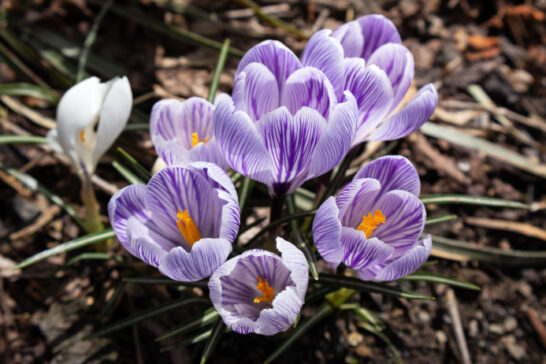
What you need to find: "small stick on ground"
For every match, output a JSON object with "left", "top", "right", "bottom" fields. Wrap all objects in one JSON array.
[
  {"left": 526, "top": 307, "right": 546, "bottom": 348},
  {"left": 445, "top": 288, "right": 472, "bottom": 364}
]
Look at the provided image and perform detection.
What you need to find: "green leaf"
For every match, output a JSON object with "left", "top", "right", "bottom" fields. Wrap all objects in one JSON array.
[
  {"left": 317, "top": 274, "right": 435, "bottom": 300},
  {"left": 420, "top": 194, "right": 531, "bottom": 209},
  {"left": 425, "top": 214, "right": 458, "bottom": 225},
  {"left": 15, "top": 229, "right": 116, "bottom": 269},
  {"left": 0, "top": 83, "right": 58, "bottom": 103},
  {"left": 245, "top": 210, "right": 317, "bottom": 248},
  {"left": 0, "top": 135, "right": 47, "bottom": 145},
  {"left": 356, "top": 320, "right": 402, "bottom": 364},
  {"left": 112, "top": 161, "right": 144, "bottom": 185},
  {"left": 66, "top": 252, "right": 118, "bottom": 265},
  {"left": 399, "top": 272, "right": 480, "bottom": 291},
  {"left": 156, "top": 308, "right": 218, "bottom": 342},
  {"left": 207, "top": 38, "right": 230, "bottom": 103},
  {"left": 116, "top": 147, "right": 151, "bottom": 182},
  {"left": 160, "top": 327, "right": 215, "bottom": 353},
  {"left": 263, "top": 303, "right": 334, "bottom": 364},
  {"left": 86, "top": 297, "right": 208, "bottom": 339},
  {"left": 200, "top": 318, "right": 225, "bottom": 364},
  {"left": 431, "top": 235, "right": 546, "bottom": 265},
  {"left": 123, "top": 276, "right": 208, "bottom": 288}
]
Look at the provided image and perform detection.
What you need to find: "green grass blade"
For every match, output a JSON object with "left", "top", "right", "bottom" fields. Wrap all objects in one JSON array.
[
  {"left": 0, "top": 83, "right": 58, "bottom": 103},
  {"left": 0, "top": 135, "right": 47, "bottom": 145},
  {"left": 112, "top": 161, "right": 144, "bottom": 185},
  {"left": 86, "top": 297, "right": 208, "bottom": 339},
  {"left": 15, "top": 229, "right": 116, "bottom": 269},
  {"left": 207, "top": 39, "right": 230, "bottom": 103},
  {"left": 399, "top": 272, "right": 480, "bottom": 291},
  {"left": 116, "top": 147, "right": 151, "bottom": 182},
  {"left": 263, "top": 303, "right": 334, "bottom": 364},
  {"left": 156, "top": 308, "right": 218, "bottom": 342},
  {"left": 420, "top": 194, "right": 531, "bottom": 209},
  {"left": 66, "top": 252, "right": 118, "bottom": 265},
  {"left": 245, "top": 210, "right": 317, "bottom": 247},
  {"left": 357, "top": 320, "right": 402, "bottom": 364},
  {"left": 317, "top": 274, "right": 435, "bottom": 300},
  {"left": 159, "top": 327, "right": 215, "bottom": 353},
  {"left": 200, "top": 318, "right": 225, "bottom": 364},
  {"left": 122, "top": 276, "right": 208, "bottom": 288},
  {"left": 425, "top": 214, "right": 458, "bottom": 225}
]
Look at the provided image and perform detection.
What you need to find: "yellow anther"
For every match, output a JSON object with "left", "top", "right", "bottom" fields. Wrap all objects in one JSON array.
[
  {"left": 253, "top": 275, "right": 275, "bottom": 304},
  {"left": 191, "top": 132, "right": 210, "bottom": 147},
  {"left": 356, "top": 209, "right": 386, "bottom": 238},
  {"left": 176, "top": 209, "right": 201, "bottom": 246},
  {"left": 79, "top": 130, "right": 86, "bottom": 142}
]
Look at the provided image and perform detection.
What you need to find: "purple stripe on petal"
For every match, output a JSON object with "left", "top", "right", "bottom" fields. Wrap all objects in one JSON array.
[
  {"left": 257, "top": 107, "right": 325, "bottom": 186},
  {"left": 308, "top": 91, "right": 357, "bottom": 179},
  {"left": 375, "top": 235, "right": 432, "bottom": 281},
  {"left": 108, "top": 184, "right": 149, "bottom": 245},
  {"left": 340, "top": 227, "right": 394, "bottom": 278},
  {"left": 357, "top": 14, "right": 402, "bottom": 60},
  {"left": 312, "top": 197, "right": 343, "bottom": 269},
  {"left": 281, "top": 67, "right": 337, "bottom": 119},
  {"left": 236, "top": 40, "right": 302, "bottom": 93},
  {"left": 186, "top": 138, "right": 229, "bottom": 169},
  {"left": 126, "top": 217, "right": 170, "bottom": 267},
  {"left": 368, "top": 44, "right": 414, "bottom": 112},
  {"left": 331, "top": 21, "right": 364, "bottom": 58},
  {"left": 373, "top": 190, "right": 426, "bottom": 255},
  {"left": 233, "top": 62, "right": 280, "bottom": 122},
  {"left": 159, "top": 238, "right": 232, "bottom": 282},
  {"left": 256, "top": 287, "right": 302, "bottom": 336},
  {"left": 355, "top": 155, "right": 420, "bottom": 196},
  {"left": 301, "top": 29, "right": 345, "bottom": 100},
  {"left": 339, "top": 178, "right": 382, "bottom": 228},
  {"left": 276, "top": 238, "right": 309, "bottom": 300},
  {"left": 367, "top": 84, "right": 438, "bottom": 142},
  {"left": 213, "top": 95, "right": 274, "bottom": 184}
]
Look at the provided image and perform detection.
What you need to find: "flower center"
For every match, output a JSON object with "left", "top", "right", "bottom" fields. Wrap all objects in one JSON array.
[
  {"left": 191, "top": 132, "right": 210, "bottom": 147},
  {"left": 79, "top": 130, "right": 86, "bottom": 142},
  {"left": 356, "top": 209, "right": 386, "bottom": 238},
  {"left": 253, "top": 275, "right": 275, "bottom": 304},
  {"left": 176, "top": 209, "right": 201, "bottom": 246}
]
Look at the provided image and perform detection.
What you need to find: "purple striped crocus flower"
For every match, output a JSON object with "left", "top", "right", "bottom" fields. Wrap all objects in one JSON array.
[
  {"left": 150, "top": 97, "right": 228, "bottom": 169},
  {"left": 213, "top": 39, "right": 358, "bottom": 196},
  {"left": 307, "top": 14, "right": 438, "bottom": 145},
  {"left": 108, "top": 162, "right": 239, "bottom": 282},
  {"left": 312, "top": 155, "right": 431, "bottom": 281},
  {"left": 208, "top": 238, "right": 309, "bottom": 335}
]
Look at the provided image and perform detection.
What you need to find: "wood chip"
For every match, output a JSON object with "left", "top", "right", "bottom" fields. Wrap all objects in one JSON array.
[{"left": 465, "top": 217, "right": 546, "bottom": 241}]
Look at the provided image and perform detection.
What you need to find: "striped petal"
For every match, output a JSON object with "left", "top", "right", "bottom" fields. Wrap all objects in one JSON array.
[
  {"left": 257, "top": 287, "right": 302, "bottom": 335},
  {"left": 375, "top": 235, "right": 432, "bottom": 281},
  {"left": 331, "top": 21, "right": 364, "bottom": 58},
  {"left": 354, "top": 155, "right": 420, "bottom": 196},
  {"left": 108, "top": 184, "right": 149, "bottom": 245},
  {"left": 339, "top": 178, "right": 382, "bottom": 228},
  {"left": 276, "top": 237, "right": 309, "bottom": 300},
  {"left": 356, "top": 14, "right": 401, "bottom": 60},
  {"left": 312, "top": 197, "right": 343, "bottom": 269}
]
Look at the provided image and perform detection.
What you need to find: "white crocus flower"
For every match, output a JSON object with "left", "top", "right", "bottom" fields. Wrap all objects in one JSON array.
[{"left": 47, "top": 76, "right": 133, "bottom": 177}]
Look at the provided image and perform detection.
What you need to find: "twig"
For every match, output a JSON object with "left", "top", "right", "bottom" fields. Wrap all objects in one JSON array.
[
  {"left": 445, "top": 288, "right": 472, "bottom": 364},
  {"left": 526, "top": 307, "right": 546, "bottom": 348},
  {"left": 0, "top": 95, "right": 56, "bottom": 129},
  {"left": 465, "top": 216, "right": 546, "bottom": 241},
  {"left": 10, "top": 205, "right": 61, "bottom": 240}
]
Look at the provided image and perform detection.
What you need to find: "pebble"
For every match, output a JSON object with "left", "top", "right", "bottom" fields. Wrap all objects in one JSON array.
[
  {"left": 503, "top": 317, "right": 518, "bottom": 332},
  {"left": 489, "top": 323, "right": 505, "bottom": 335},
  {"left": 501, "top": 335, "right": 526, "bottom": 360},
  {"left": 355, "top": 345, "right": 372, "bottom": 358},
  {"left": 468, "top": 320, "right": 479, "bottom": 337},
  {"left": 418, "top": 311, "right": 431, "bottom": 323},
  {"left": 435, "top": 330, "right": 447, "bottom": 344},
  {"left": 347, "top": 331, "right": 364, "bottom": 347}
]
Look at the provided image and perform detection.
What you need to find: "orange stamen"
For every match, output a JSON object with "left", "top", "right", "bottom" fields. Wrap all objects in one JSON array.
[
  {"left": 253, "top": 275, "right": 275, "bottom": 304},
  {"left": 176, "top": 209, "right": 201, "bottom": 246},
  {"left": 356, "top": 209, "right": 386, "bottom": 238},
  {"left": 79, "top": 130, "right": 86, "bottom": 142},
  {"left": 191, "top": 132, "right": 210, "bottom": 147}
]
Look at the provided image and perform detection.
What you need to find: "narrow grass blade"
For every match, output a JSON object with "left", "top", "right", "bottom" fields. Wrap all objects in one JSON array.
[
  {"left": 116, "top": 147, "right": 151, "bottom": 182},
  {"left": 420, "top": 121, "right": 546, "bottom": 179},
  {"left": 15, "top": 229, "right": 116, "bottom": 269},
  {"left": 399, "top": 272, "right": 480, "bottom": 291},
  {"left": 0, "top": 83, "right": 58, "bottom": 104},
  {"left": 431, "top": 235, "right": 546, "bottom": 265},
  {"left": 286, "top": 195, "right": 318, "bottom": 280},
  {"left": 156, "top": 308, "right": 218, "bottom": 342},
  {"left": 98, "top": 281, "right": 126, "bottom": 320},
  {"left": 112, "top": 161, "right": 144, "bottom": 185},
  {"left": 0, "top": 135, "right": 47, "bottom": 145},
  {"left": 207, "top": 39, "right": 230, "bottom": 103},
  {"left": 317, "top": 274, "right": 435, "bottom": 300},
  {"left": 66, "top": 252, "right": 117, "bottom": 265},
  {"left": 160, "top": 327, "right": 215, "bottom": 353},
  {"left": 200, "top": 318, "right": 225, "bottom": 364},
  {"left": 245, "top": 210, "right": 317, "bottom": 247},
  {"left": 1, "top": 163, "right": 83, "bottom": 227},
  {"left": 76, "top": 0, "right": 114, "bottom": 82},
  {"left": 123, "top": 276, "right": 208, "bottom": 288},
  {"left": 420, "top": 194, "right": 531, "bottom": 209},
  {"left": 123, "top": 123, "right": 150, "bottom": 132},
  {"left": 357, "top": 320, "right": 402, "bottom": 364},
  {"left": 263, "top": 303, "right": 334, "bottom": 364},
  {"left": 86, "top": 297, "right": 208, "bottom": 339},
  {"left": 348, "top": 305, "right": 385, "bottom": 331},
  {"left": 425, "top": 214, "right": 458, "bottom": 226}
]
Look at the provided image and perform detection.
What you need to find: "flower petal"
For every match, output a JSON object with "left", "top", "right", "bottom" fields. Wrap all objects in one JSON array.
[
  {"left": 368, "top": 43, "right": 414, "bottom": 111},
  {"left": 126, "top": 217, "right": 170, "bottom": 267},
  {"left": 343, "top": 60, "right": 393, "bottom": 145},
  {"left": 108, "top": 184, "right": 149, "bottom": 245},
  {"left": 256, "top": 107, "right": 325, "bottom": 193},
  {"left": 373, "top": 190, "right": 426, "bottom": 255},
  {"left": 356, "top": 14, "right": 401, "bottom": 60},
  {"left": 374, "top": 235, "right": 432, "bottom": 281},
  {"left": 46, "top": 129, "right": 63, "bottom": 153},
  {"left": 276, "top": 237, "right": 309, "bottom": 300},
  {"left": 339, "top": 178, "right": 382, "bottom": 228},
  {"left": 233, "top": 62, "right": 280, "bottom": 122},
  {"left": 308, "top": 91, "right": 357, "bottom": 178},
  {"left": 312, "top": 197, "right": 343, "bottom": 269},
  {"left": 236, "top": 40, "right": 301, "bottom": 93},
  {"left": 340, "top": 227, "right": 394, "bottom": 279},
  {"left": 301, "top": 29, "right": 345, "bottom": 99},
  {"left": 367, "top": 84, "right": 438, "bottom": 141},
  {"left": 257, "top": 287, "right": 302, "bottom": 335},
  {"left": 159, "top": 238, "right": 232, "bottom": 281},
  {"left": 331, "top": 21, "right": 364, "bottom": 58},
  {"left": 213, "top": 95, "right": 274, "bottom": 185},
  {"left": 355, "top": 155, "right": 420, "bottom": 196},
  {"left": 281, "top": 67, "right": 337, "bottom": 119}
]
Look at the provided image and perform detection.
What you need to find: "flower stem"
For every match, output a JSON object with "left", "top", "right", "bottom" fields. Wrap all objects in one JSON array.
[
  {"left": 264, "top": 194, "right": 285, "bottom": 251},
  {"left": 81, "top": 176, "right": 107, "bottom": 250}
]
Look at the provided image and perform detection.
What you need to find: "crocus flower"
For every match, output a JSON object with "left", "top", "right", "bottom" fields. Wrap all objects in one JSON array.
[
  {"left": 47, "top": 76, "right": 132, "bottom": 176},
  {"left": 213, "top": 39, "right": 358, "bottom": 196},
  {"left": 150, "top": 97, "right": 228, "bottom": 169},
  {"left": 312, "top": 155, "right": 431, "bottom": 281},
  {"left": 305, "top": 15, "right": 438, "bottom": 145},
  {"left": 108, "top": 162, "right": 240, "bottom": 282},
  {"left": 208, "top": 238, "right": 309, "bottom": 335}
]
